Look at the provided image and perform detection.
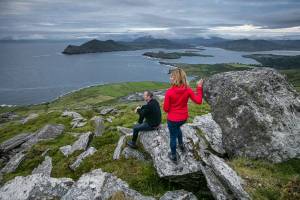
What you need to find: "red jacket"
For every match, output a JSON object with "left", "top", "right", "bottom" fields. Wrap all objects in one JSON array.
[{"left": 163, "top": 85, "right": 203, "bottom": 122}]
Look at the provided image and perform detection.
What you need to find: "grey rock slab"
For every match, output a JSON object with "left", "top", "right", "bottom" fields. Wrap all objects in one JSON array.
[
  {"left": 208, "top": 154, "right": 250, "bottom": 200},
  {"left": 122, "top": 147, "right": 146, "bottom": 161},
  {"left": 69, "top": 147, "right": 97, "bottom": 171},
  {"left": 1, "top": 152, "right": 25, "bottom": 174},
  {"left": 0, "top": 173, "right": 74, "bottom": 200},
  {"left": 113, "top": 135, "right": 128, "bottom": 160},
  {"left": 62, "top": 168, "right": 155, "bottom": 200},
  {"left": 90, "top": 116, "right": 105, "bottom": 136},
  {"left": 139, "top": 124, "right": 204, "bottom": 185},
  {"left": 0, "top": 133, "right": 34, "bottom": 153},
  {"left": 60, "top": 131, "right": 92, "bottom": 157},
  {"left": 32, "top": 156, "right": 52, "bottom": 177}
]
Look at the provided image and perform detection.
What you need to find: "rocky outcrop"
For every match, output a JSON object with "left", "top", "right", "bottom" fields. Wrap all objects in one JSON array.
[
  {"left": 139, "top": 123, "right": 250, "bottom": 199},
  {"left": 122, "top": 147, "right": 146, "bottom": 161},
  {"left": 159, "top": 190, "right": 197, "bottom": 200},
  {"left": 32, "top": 156, "right": 52, "bottom": 177},
  {"left": 60, "top": 132, "right": 92, "bottom": 156},
  {"left": 69, "top": 147, "right": 97, "bottom": 171},
  {"left": 192, "top": 113, "right": 225, "bottom": 155},
  {"left": 62, "top": 168, "right": 155, "bottom": 200},
  {"left": 0, "top": 174, "right": 74, "bottom": 200},
  {"left": 204, "top": 67, "right": 300, "bottom": 163},
  {"left": 21, "top": 113, "right": 39, "bottom": 124},
  {"left": 62, "top": 111, "right": 87, "bottom": 128},
  {"left": 90, "top": 116, "right": 105, "bottom": 136}
]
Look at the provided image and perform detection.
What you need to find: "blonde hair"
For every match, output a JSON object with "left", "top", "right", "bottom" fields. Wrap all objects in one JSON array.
[{"left": 170, "top": 68, "right": 189, "bottom": 87}]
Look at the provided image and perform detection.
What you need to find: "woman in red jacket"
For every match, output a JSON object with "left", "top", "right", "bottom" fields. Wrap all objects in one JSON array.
[{"left": 163, "top": 68, "right": 203, "bottom": 162}]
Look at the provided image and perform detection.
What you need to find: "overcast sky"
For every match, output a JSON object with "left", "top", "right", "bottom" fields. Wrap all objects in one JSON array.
[{"left": 0, "top": 0, "right": 300, "bottom": 40}]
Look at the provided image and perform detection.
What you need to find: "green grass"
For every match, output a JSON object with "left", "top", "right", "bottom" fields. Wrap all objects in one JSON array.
[{"left": 229, "top": 157, "right": 300, "bottom": 200}]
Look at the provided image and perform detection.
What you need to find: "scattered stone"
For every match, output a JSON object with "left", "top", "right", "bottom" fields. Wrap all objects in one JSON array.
[
  {"left": 99, "top": 106, "right": 117, "bottom": 115},
  {"left": 41, "top": 148, "right": 50, "bottom": 157},
  {"left": 60, "top": 132, "right": 92, "bottom": 157},
  {"left": 113, "top": 135, "right": 128, "bottom": 160},
  {"left": 122, "top": 147, "right": 146, "bottom": 161},
  {"left": 0, "top": 173, "right": 74, "bottom": 200},
  {"left": 117, "top": 126, "right": 132, "bottom": 136},
  {"left": 106, "top": 117, "right": 113, "bottom": 123},
  {"left": 32, "top": 156, "right": 52, "bottom": 177},
  {"left": 204, "top": 67, "right": 300, "bottom": 163},
  {"left": 69, "top": 147, "right": 97, "bottom": 171},
  {"left": 21, "top": 113, "right": 39, "bottom": 124},
  {"left": 61, "top": 168, "right": 155, "bottom": 200},
  {"left": 90, "top": 116, "right": 105, "bottom": 136},
  {"left": 193, "top": 113, "right": 225, "bottom": 155},
  {"left": 62, "top": 111, "right": 87, "bottom": 128},
  {"left": 20, "top": 124, "right": 65, "bottom": 151},
  {"left": 0, "top": 133, "right": 34, "bottom": 154},
  {"left": 119, "top": 90, "right": 166, "bottom": 102},
  {"left": 0, "top": 112, "right": 19, "bottom": 123},
  {"left": 159, "top": 190, "right": 197, "bottom": 200},
  {"left": 0, "top": 152, "right": 25, "bottom": 174}
]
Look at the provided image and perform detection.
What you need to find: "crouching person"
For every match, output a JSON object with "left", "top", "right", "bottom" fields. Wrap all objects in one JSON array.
[{"left": 127, "top": 91, "right": 162, "bottom": 149}]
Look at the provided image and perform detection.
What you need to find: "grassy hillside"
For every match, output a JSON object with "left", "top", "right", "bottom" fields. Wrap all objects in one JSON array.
[{"left": 0, "top": 78, "right": 299, "bottom": 199}]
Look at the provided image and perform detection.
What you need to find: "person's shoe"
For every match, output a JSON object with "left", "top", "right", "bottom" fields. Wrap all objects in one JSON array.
[
  {"left": 168, "top": 152, "right": 177, "bottom": 163},
  {"left": 178, "top": 144, "right": 186, "bottom": 153},
  {"left": 127, "top": 141, "right": 138, "bottom": 149}
]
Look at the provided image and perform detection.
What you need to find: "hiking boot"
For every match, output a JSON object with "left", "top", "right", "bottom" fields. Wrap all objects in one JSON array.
[
  {"left": 178, "top": 144, "right": 186, "bottom": 152},
  {"left": 168, "top": 152, "right": 177, "bottom": 163},
  {"left": 127, "top": 141, "right": 138, "bottom": 149}
]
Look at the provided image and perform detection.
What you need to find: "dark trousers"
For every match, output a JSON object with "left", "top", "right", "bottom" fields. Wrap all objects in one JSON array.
[
  {"left": 167, "top": 119, "right": 186, "bottom": 156},
  {"left": 132, "top": 122, "right": 155, "bottom": 143}
]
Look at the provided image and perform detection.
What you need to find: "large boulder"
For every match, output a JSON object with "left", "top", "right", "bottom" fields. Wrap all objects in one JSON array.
[{"left": 204, "top": 67, "right": 300, "bottom": 162}]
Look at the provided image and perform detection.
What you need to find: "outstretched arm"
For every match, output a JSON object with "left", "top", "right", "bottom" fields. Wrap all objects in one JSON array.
[{"left": 189, "top": 85, "right": 203, "bottom": 104}]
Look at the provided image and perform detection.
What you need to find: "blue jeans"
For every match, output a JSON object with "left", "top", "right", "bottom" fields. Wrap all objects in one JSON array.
[
  {"left": 167, "top": 119, "right": 186, "bottom": 156},
  {"left": 132, "top": 122, "right": 155, "bottom": 143}
]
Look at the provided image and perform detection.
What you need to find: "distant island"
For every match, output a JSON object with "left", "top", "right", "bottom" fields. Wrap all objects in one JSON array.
[
  {"left": 200, "top": 39, "right": 300, "bottom": 52},
  {"left": 62, "top": 36, "right": 300, "bottom": 55},
  {"left": 243, "top": 54, "right": 300, "bottom": 69},
  {"left": 62, "top": 36, "right": 191, "bottom": 55},
  {"left": 143, "top": 51, "right": 213, "bottom": 59}
]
